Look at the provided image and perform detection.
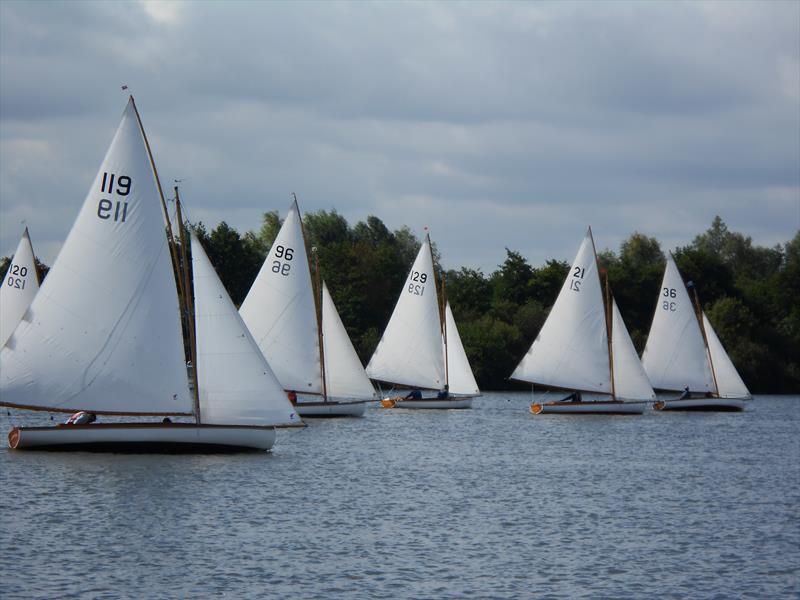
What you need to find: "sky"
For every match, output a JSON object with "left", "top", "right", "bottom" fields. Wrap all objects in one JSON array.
[{"left": 1, "top": 0, "right": 798, "bottom": 273}]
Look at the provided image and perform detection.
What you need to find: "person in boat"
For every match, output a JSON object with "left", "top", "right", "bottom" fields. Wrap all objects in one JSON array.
[
  {"left": 561, "top": 391, "right": 582, "bottom": 402},
  {"left": 287, "top": 390, "right": 298, "bottom": 405},
  {"left": 437, "top": 385, "right": 449, "bottom": 399},
  {"left": 65, "top": 411, "right": 96, "bottom": 425},
  {"left": 404, "top": 389, "right": 423, "bottom": 401},
  {"left": 679, "top": 386, "right": 691, "bottom": 400}
]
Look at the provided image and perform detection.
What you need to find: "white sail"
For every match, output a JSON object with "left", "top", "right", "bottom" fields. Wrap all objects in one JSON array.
[
  {"left": 0, "top": 228, "right": 40, "bottom": 348},
  {"left": 444, "top": 301, "right": 480, "bottom": 396},
  {"left": 239, "top": 200, "right": 322, "bottom": 394},
  {"left": 366, "top": 234, "right": 445, "bottom": 390},
  {"left": 702, "top": 313, "right": 750, "bottom": 399},
  {"left": 641, "top": 255, "right": 715, "bottom": 393},
  {"left": 0, "top": 99, "right": 191, "bottom": 414},
  {"left": 611, "top": 299, "right": 655, "bottom": 400},
  {"left": 511, "top": 230, "right": 611, "bottom": 393},
  {"left": 191, "top": 236, "right": 300, "bottom": 426},
  {"left": 321, "top": 281, "right": 376, "bottom": 400}
]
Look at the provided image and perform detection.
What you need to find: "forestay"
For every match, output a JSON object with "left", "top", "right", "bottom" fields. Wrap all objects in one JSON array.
[
  {"left": 611, "top": 299, "right": 655, "bottom": 400},
  {"left": 702, "top": 313, "right": 750, "bottom": 399},
  {"left": 191, "top": 237, "right": 300, "bottom": 426},
  {"left": 0, "top": 228, "right": 40, "bottom": 348},
  {"left": 0, "top": 99, "right": 191, "bottom": 414},
  {"left": 641, "top": 255, "right": 714, "bottom": 393},
  {"left": 239, "top": 200, "right": 322, "bottom": 394},
  {"left": 367, "top": 235, "right": 445, "bottom": 390},
  {"left": 511, "top": 230, "right": 611, "bottom": 393},
  {"left": 444, "top": 302, "right": 480, "bottom": 396},
  {"left": 321, "top": 282, "right": 376, "bottom": 400}
]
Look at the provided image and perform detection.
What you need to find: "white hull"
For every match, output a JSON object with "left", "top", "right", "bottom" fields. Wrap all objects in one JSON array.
[
  {"left": 8, "top": 423, "right": 276, "bottom": 452},
  {"left": 381, "top": 396, "right": 474, "bottom": 409},
  {"left": 295, "top": 400, "right": 368, "bottom": 417},
  {"left": 654, "top": 396, "right": 746, "bottom": 412},
  {"left": 530, "top": 400, "right": 647, "bottom": 415}
]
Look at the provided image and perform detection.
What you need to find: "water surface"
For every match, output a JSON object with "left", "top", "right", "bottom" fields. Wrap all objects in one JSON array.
[{"left": 1, "top": 393, "right": 798, "bottom": 599}]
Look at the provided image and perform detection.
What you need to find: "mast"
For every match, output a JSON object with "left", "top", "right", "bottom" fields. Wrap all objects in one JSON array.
[
  {"left": 440, "top": 270, "right": 449, "bottom": 390},
  {"left": 589, "top": 227, "right": 615, "bottom": 399},
  {"left": 295, "top": 193, "right": 328, "bottom": 402},
  {"left": 175, "top": 187, "right": 201, "bottom": 423},
  {"left": 689, "top": 282, "right": 720, "bottom": 397},
  {"left": 129, "top": 96, "right": 186, "bottom": 309}
]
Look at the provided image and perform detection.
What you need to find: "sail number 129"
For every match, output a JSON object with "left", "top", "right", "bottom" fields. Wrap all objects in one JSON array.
[
  {"left": 408, "top": 270, "right": 427, "bottom": 296},
  {"left": 97, "top": 172, "right": 132, "bottom": 223}
]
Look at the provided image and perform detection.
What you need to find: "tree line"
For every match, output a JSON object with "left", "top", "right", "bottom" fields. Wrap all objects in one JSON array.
[{"left": 2, "top": 215, "right": 798, "bottom": 393}]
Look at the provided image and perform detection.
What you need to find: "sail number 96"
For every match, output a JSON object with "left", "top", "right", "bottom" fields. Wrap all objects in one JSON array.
[
  {"left": 408, "top": 270, "right": 427, "bottom": 296},
  {"left": 272, "top": 245, "right": 294, "bottom": 276},
  {"left": 662, "top": 287, "right": 677, "bottom": 311},
  {"left": 5, "top": 264, "right": 29, "bottom": 289},
  {"left": 97, "top": 172, "right": 131, "bottom": 223}
]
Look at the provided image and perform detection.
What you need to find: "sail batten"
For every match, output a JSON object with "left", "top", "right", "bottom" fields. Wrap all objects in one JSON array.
[{"left": 0, "top": 99, "right": 191, "bottom": 415}]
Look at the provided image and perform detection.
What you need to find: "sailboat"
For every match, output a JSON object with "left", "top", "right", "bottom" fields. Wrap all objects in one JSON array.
[
  {"left": 366, "top": 232, "right": 480, "bottom": 409},
  {"left": 239, "top": 198, "right": 375, "bottom": 417},
  {"left": 1, "top": 97, "right": 300, "bottom": 451},
  {"left": 511, "top": 228, "right": 653, "bottom": 415},
  {"left": 641, "top": 254, "right": 750, "bottom": 411},
  {"left": 1, "top": 227, "right": 40, "bottom": 348}
]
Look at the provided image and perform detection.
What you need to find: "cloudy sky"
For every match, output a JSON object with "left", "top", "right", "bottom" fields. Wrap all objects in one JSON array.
[{"left": 1, "top": 0, "right": 798, "bottom": 272}]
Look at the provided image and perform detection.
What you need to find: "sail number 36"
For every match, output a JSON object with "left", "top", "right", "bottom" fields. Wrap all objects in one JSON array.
[
  {"left": 662, "top": 287, "right": 677, "bottom": 311},
  {"left": 97, "top": 172, "right": 131, "bottom": 223},
  {"left": 6, "top": 264, "right": 29, "bottom": 290},
  {"left": 272, "top": 245, "right": 294, "bottom": 276},
  {"left": 408, "top": 270, "right": 427, "bottom": 296}
]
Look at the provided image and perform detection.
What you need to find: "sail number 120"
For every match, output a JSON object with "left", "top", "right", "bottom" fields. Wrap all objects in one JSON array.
[{"left": 97, "top": 172, "right": 132, "bottom": 223}]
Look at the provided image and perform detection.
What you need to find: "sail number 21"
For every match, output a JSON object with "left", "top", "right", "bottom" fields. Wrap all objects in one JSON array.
[
  {"left": 569, "top": 267, "right": 585, "bottom": 292},
  {"left": 408, "top": 270, "right": 427, "bottom": 296},
  {"left": 97, "top": 172, "right": 131, "bottom": 222}
]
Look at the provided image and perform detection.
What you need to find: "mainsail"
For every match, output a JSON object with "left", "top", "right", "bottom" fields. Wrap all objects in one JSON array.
[
  {"left": 641, "top": 255, "right": 715, "bottom": 393},
  {"left": 321, "top": 282, "right": 376, "bottom": 400},
  {"left": 0, "top": 228, "right": 40, "bottom": 348},
  {"left": 366, "top": 235, "right": 445, "bottom": 390},
  {"left": 511, "top": 230, "right": 611, "bottom": 393},
  {"left": 0, "top": 99, "right": 191, "bottom": 415},
  {"left": 239, "top": 200, "right": 321, "bottom": 394},
  {"left": 191, "top": 236, "right": 299, "bottom": 425}
]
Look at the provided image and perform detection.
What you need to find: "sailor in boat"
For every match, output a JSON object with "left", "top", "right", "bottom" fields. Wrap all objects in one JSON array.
[
  {"left": 287, "top": 390, "right": 298, "bottom": 405},
  {"left": 404, "top": 389, "right": 423, "bottom": 401},
  {"left": 65, "top": 411, "right": 96, "bottom": 425},
  {"left": 560, "top": 391, "right": 582, "bottom": 403},
  {"left": 679, "top": 386, "right": 691, "bottom": 400},
  {"left": 437, "top": 385, "right": 450, "bottom": 399}
]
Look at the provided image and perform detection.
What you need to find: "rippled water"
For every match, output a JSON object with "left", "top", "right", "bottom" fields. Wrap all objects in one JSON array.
[{"left": 1, "top": 394, "right": 798, "bottom": 599}]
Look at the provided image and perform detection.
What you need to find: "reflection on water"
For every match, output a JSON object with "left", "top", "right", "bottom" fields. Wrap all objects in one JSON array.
[{"left": 1, "top": 394, "right": 798, "bottom": 599}]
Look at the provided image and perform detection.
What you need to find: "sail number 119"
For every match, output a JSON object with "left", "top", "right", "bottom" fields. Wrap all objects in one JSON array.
[{"left": 97, "top": 172, "right": 132, "bottom": 223}]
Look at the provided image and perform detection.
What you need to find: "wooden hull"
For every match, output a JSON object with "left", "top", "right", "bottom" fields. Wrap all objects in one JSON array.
[
  {"left": 295, "top": 400, "right": 368, "bottom": 418},
  {"left": 653, "top": 397, "right": 746, "bottom": 412},
  {"left": 8, "top": 423, "right": 276, "bottom": 452},
  {"left": 381, "top": 396, "right": 474, "bottom": 409},
  {"left": 530, "top": 400, "right": 647, "bottom": 415}
]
